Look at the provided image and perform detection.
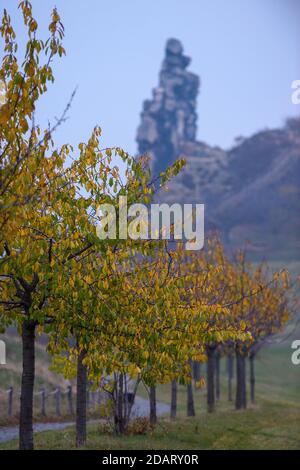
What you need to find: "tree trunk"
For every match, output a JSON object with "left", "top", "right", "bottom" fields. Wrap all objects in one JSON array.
[
  {"left": 249, "top": 353, "right": 255, "bottom": 404},
  {"left": 235, "top": 350, "right": 247, "bottom": 410},
  {"left": 113, "top": 374, "right": 139, "bottom": 434},
  {"left": 187, "top": 359, "right": 195, "bottom": 416},
  {"left": 206, "top": 345, "right": 216, "bottom": 413},
  {"left": 215, "top": 351, "right": 221, "bottom": 401},
  {"left": 41, "top": 387, "right": 46, "bottom": 416},
  {"left": 8, "top": 386, "right": 13, "bottom": 417},
  {"left": 186, "top": 382, "right": 195, "bottom": 416},
  {"left": 149, "top": 385, "right": 157, "bottom": 425},
  {"left": 227, "top": 354, "right": 234, "bottom": 401},
  {"left": 170, "top": 379, "right": 177, "bottom": 420},
  {"left": 19, "top": 320, "right": 36, "bottom": 450},
  {"left": 192, "top": 361, "right": 201, "bottom": 382},
  {"left": 76, "top": 349, "right": 87, "bottom": 447},
  {"left": 114, "top": 373, "right": 124, "bottom": 435}
]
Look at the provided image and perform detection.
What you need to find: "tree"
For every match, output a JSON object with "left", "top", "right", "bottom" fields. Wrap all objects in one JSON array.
[
  {"left": 225, "top": 345, "right": 234, "bottom": 402},
  {"left": 46, "top": 164, "right": 186, "bottom": 442},
  {"left": 170, "top": 379, "right": 177, "bottom": 419},
  {"left": 149, "top": 385, "right": 157, "bottom": 426},
  {"left": 0, "top": 2, "right": 67, "bottom": 242},
  {"left": 241, "top": 262, "right": 294, "bottom": 405},
  {"left": 186, "top": 359, "right": 195, "bottom": 417},
  {"left": 0, "top": 2, "right": 186, "bottom": 449},
  {"left": 189, "top": 236, "right": 250, "bottom": 413},
  {"left": 52, "top": 238, "right": 251, "bottom": 434},
  {"left": 215, "top": 347, "right": 221, "bottom": 401},
  {"left": 228, "top": 251, "right": 293, "bottom": 410},
  {"left": 0, "top": 2, "right": 75, "bottom": 449}
]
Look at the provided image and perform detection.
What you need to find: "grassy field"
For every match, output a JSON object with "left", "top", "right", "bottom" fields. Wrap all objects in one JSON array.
[{"left": 0, "top": 397, "right": 299, "bottom": 450}]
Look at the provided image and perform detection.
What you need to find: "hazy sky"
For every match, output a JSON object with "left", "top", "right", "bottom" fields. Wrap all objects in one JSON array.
[{"left": 3, "top": 0, "right": 300, "bottom": 155}]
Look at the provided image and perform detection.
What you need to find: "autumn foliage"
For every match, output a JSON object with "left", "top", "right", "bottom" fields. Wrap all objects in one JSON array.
[{"left": 0, "top": 2, "right": 295, "bottom": 449}]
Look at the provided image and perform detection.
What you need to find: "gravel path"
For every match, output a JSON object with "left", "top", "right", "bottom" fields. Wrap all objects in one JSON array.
[
  {"left": 0, "top": 396, "right": 170, "bottom": 444},
  {"left": 131, "top": 395, "right": 170, "bottom": 418}
]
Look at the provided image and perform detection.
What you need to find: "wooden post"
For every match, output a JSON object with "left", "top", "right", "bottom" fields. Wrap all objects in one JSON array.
[
  {"left": 8, "top": 386, "right": 13, "bottom": 417},
  {"left": 67, "top": 385, "right": 74, "bottom": 415},
  {"left": 55, "top": 387, "right": 61, "bottom": 416},
  {"left": 41, "top": 388, "right": 46, "bottom": 416}
]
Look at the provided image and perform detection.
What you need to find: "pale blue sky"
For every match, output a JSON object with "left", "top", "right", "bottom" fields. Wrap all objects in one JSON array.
[{"left": 2, "top": 0, "right": 300, "bottom": 155}]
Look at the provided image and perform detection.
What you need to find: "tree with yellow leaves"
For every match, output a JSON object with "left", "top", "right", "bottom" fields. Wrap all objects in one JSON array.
[
  {"left": 228, "top": 250, "right": 294, "bottom": 410},
  {"left": 63, "top": 240, "right": 251, "bottom": 433},
  {"left": 181, "top": 236, "right": 248, "bottom": 414},
  {"left": 0, "top": 1, "right": 67, "bottom": 242},
  {"left": 0, "top": 2, "right": 185, "bottom": 449},
  {"left": 237, "top": 259, "right": 295, "bottom": 406}
]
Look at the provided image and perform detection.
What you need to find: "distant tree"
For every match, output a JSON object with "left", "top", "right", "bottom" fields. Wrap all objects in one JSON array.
[{"left": 229, "top": 252, "right": 293, "bottom": 410}]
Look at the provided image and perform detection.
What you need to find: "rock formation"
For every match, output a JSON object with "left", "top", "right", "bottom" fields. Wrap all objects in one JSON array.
[
  {"left": 136, "top": 38, "right": 199, "bottom": 175},
  {"left": 136, "top": 39, "right": 300, "bottom": 259}
]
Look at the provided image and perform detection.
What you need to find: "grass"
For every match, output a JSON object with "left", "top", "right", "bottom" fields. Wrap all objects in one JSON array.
[{"left": 0, "top": 400, "right": 299, "bottom": 450}]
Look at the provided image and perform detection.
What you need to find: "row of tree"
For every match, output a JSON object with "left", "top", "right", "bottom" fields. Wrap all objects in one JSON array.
[
  {"left": 0, "top": 2, "right": 296, "bottom": 450},
  {"left": 153, "top": 245, "right": 294, "bottom": 421}
]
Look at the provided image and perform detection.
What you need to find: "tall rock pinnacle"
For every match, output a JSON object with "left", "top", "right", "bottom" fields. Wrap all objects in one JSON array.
[
  {"left": 136, "top": 40, "right": 300, "bottom": 258},
  {"left": 136, "top": 38, "right": 200, "bottom": 175}
]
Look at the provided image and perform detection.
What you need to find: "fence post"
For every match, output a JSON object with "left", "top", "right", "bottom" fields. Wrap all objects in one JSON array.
[
  {"left": 7, "top": 386, "right": 13, "bottom": 417},
  {"left": 55, "top": 387, "right": 61, "bottom": 416},
  {"left": 41, "top": 388, "right": 46, "bottom": 416},
  {"left": 67, "top": 385, "right": 74, "bottom": 415}
]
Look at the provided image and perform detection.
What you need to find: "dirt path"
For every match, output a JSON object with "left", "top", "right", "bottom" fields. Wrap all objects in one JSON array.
[{"left": 0, "top": 396, "right": 170, "bottom": 443}]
